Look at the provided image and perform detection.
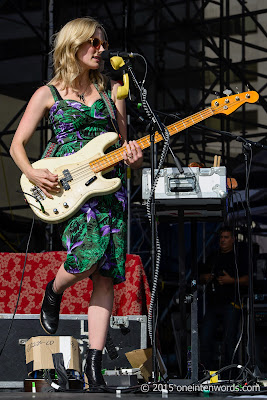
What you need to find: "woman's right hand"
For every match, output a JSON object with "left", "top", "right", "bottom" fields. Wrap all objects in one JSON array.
[{"left": 26, "top": 168, "right": 60, "bottom": 199}]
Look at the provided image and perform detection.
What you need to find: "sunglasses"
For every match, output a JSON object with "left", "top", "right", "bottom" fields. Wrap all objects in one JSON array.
[{"left": 88, "top": 37, "right": 109, "bottom": 50}]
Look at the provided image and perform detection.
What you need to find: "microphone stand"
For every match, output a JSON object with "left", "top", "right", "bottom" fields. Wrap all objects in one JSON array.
[{"left": 124, "top": 58, "right": 182, "bottom": 382}]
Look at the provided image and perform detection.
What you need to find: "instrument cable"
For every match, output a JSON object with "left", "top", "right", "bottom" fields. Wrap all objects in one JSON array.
[
  {"left": 0, "top": 215, "right": 35, "bottom": 358},
  {"left": 226, "top": 145, "right": 254, "bottom": 384},
  {"left": 17, "top": 189, "right": 46, "bottom": 214}
]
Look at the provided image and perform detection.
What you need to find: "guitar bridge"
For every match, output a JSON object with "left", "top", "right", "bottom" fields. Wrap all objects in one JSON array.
[
  {"left": 31, "top": 186, "right": 46, "bottom": 201},
  {"left": 60, "top": 169, "right": 73, "bottom": 191}
]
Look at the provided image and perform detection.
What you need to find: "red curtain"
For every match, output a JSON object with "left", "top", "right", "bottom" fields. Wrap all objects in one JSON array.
[{"left": 0, "top": 252, "right": 151, "bottom": 316}]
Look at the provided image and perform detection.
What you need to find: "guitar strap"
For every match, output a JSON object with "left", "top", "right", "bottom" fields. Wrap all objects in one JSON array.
[
  {"left": 42, "top": 85, "right": 63, "bottom": 159},
  {"left": 93, "top": 82, "right": 121, "bottom": 139},
  {"left": 41, "top": 135, "right": 59, "bottom": 159}
]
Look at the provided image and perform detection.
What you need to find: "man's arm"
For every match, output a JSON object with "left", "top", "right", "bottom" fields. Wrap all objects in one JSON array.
[
  {"left": 199, "top": 253, "right": 216, "bottom": 284},
  {"left": 217, "top": 271, "right": 249, "bottom": 286},
  {"left": 199, "top": 273, "right": 214, "bottom": 285}
]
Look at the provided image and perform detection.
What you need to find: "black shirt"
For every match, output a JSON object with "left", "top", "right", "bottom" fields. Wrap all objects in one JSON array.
[{"left": 200, "top": 249, "right": 248, "bottom": 305}]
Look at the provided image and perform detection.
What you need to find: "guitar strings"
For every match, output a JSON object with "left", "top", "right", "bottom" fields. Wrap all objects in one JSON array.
[
  {"left": 86, "top": 108, "right": 213, "bottom": 173},
  {"left": 55, "top": 105, "right": 227, "bottom": 182},
  {"left": 90, "top": 101, "right": 234, "bottom": 170},
  {"left": 59, "top": 99, "right": 240, "bottom": 178},
  {"left": 55, "top": 98, "right": 248, "bottom": 182},
  {"left": 88, "top": 101, "right": 232, "bottom": 171}
]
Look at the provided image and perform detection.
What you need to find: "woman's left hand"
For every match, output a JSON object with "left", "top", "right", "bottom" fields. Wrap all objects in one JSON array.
[{"left": 123, "top": 140, "right": 143, "bottom": 169}]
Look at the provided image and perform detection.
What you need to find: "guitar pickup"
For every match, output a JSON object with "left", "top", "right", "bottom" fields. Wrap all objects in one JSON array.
[
  {"left": 62, "top": 169, "right": 72, "bottom": 181},
  {"left": 60, "top": 180, "right": 71, "bottom": 190},
  {"left": 85, "top": 176, "right": 97, "bottom": 186},
  {"left": 60, "top": 169, "right": 72, "bottom": 190}
]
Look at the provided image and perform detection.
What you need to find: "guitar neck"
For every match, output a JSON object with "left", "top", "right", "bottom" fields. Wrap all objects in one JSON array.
[{"left": 90, "top": 107, "right": 214, "bottom": 173}]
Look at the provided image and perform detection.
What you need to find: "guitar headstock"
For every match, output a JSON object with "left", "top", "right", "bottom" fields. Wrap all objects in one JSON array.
[{"left": 211, "top": 91, "right": 259, "bottom": 115}]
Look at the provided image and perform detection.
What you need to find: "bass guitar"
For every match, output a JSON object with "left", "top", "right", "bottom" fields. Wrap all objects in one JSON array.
[{"left": 20, "top": 90, "right": 259, "bottom": 223}]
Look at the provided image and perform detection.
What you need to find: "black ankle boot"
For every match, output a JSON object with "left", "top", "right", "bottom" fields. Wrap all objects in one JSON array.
[
  {"left": 40, "top": 279, "right": 63, "bottom": 335},
  {"left": 85, "top": 349, "right": 106, "bottom": 387}
]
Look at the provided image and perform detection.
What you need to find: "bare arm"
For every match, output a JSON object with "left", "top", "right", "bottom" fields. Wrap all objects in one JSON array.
[
  {"left": 111, "top": 80, "right": 143, "bottom": 169},
  {"left": 239, "top": 275, "right": 249, "bottom": 286},
  {"left": 10, "top": 86, "right": 60, "bottom": 198}
]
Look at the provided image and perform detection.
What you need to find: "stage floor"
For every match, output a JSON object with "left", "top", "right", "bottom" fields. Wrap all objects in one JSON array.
[
  {"left": 0, "top": 385, "right": 266, "bottom": 400},
  {"left": 0, "top": 393, "right": 265, "bottom": 399}
]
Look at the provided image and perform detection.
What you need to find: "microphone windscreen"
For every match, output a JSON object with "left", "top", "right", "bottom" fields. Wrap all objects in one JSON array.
[{"left": 101, "top": 50, "right": 111, "bottom": 61}]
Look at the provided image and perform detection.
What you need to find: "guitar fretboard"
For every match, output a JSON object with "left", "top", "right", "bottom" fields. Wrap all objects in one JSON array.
[{"left": 89, "top": 107, "right": 214, "bottom": 173}]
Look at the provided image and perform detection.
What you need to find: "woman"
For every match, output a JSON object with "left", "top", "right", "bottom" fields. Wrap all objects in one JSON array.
[{"left": 10, "top": 17, "right": 143, "bottom": 387}]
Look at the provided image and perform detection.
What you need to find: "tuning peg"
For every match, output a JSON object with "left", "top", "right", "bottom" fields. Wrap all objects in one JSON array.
[
  {"left": 235, "top": 87, "right": 240, "bottom": 94},
  {"left": 214, "top": 91, "right": 220, "bottom": 98},
  {"left": 246, "top": 84, "right": 250, "bottom": 91},
  {"left": 223, "top": 89, "right": 232, "bottom": 97}
]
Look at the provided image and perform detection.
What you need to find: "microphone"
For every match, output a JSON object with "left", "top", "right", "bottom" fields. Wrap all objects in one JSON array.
[
  {"left": 106, "top": 55, "right": 129, "bottom": 100},
  {"left": 101, "top": 50, "right": 138, "bottom": 60}
]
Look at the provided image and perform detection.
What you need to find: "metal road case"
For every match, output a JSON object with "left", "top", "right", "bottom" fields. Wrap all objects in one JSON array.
[
  {"left": 0, "top": 314, "right": 87, "bottom": 389},
  {"left": 102, "top": 315, "right": 147, "bottom": 370},
  {"left": 142, "top": 167, "right": 227, "bottom": 203},
  {"left": 0, "top": 314, "right": 147, "bottom": 388}
]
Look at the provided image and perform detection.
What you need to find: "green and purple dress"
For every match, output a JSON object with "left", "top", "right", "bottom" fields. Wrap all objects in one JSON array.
[{"left": 47, "top": 84, "right": 127, "bottom": 284}]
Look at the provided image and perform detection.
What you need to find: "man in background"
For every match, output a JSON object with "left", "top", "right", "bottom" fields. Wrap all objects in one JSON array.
[{"left": 199, "top": 226, "right": 249, "bottom": 373}]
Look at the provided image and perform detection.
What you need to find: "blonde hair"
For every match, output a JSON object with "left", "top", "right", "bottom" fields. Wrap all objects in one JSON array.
[{"left": 48, "top": 17, "right": 107, "bottom": 91}]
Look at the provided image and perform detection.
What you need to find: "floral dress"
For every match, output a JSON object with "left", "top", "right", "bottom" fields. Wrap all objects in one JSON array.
[{"left": 47, "top": 85, "right": 127, "bottom": 284}]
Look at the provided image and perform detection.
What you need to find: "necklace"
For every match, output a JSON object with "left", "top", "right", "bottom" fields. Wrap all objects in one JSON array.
[
  {"left": 77, "top": 92, "right": 86, "bottom": 103},
  {"left": 77, "top": 82, "right": 90, "bottom": 103}
]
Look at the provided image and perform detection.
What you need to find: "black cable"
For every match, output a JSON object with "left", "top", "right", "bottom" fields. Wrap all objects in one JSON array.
[
  {"left": 16, "top": 189, "right": 45, "bottom": 214},
  {"left": 0, "top": 215, "right": 35, "bottom": 358},
  {"left": 235, "top": 358, "right": 251, "bottom": 384},
  {"left": 227, "top": 187, "right": 246, "bottom": 382},
  {"left": 192, "top": 363, "right": 255, "bottom": 385},
  {"left": 243, "top": 144, "right": 255, "bottom": 374}
]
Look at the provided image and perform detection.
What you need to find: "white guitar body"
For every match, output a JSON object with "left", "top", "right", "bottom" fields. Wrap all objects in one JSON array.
[{"left": 20, "top": 131, "right": 121, "bottom": 224}]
